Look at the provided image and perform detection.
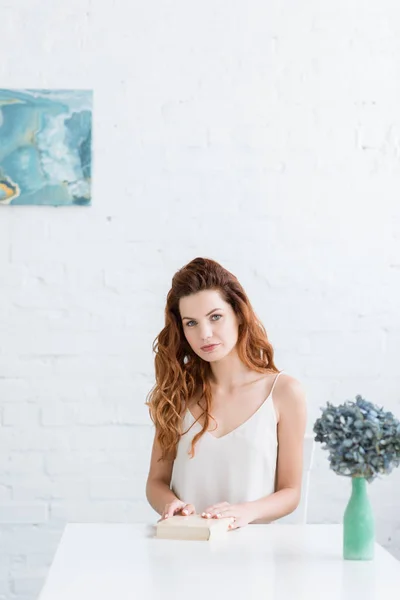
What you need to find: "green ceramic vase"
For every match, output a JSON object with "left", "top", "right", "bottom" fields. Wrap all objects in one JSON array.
[{"left": 343, "top": 476, "right": 375, "bottom": 560}]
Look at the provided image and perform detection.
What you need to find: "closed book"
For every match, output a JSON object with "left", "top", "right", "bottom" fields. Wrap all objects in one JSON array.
[{"left": 156, "top": 514, "right": 234, "bottom": 541}]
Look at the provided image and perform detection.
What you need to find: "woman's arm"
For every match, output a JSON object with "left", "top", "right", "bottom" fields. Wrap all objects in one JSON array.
[
  {"left": 250, "top": 376, "right": 308, "bottom": 522},
  {"left": 146, "top": 431, "right": 196, "bottom": 518},
  {"left": 145, "top": 432, "right": 178, "bottom": 514}
]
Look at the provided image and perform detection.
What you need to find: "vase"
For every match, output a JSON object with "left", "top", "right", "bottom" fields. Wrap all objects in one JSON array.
[{"left": 343, "top": 476, "right": 375, "bottom": 560}]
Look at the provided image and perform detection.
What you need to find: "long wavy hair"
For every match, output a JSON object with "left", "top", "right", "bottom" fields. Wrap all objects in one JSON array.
[{"left": 146, "top": 257, "right": 279, "bottom": 459}]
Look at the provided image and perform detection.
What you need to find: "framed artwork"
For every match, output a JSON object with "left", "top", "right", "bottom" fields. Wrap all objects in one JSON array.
[{"left": 0, "top": 89, "right": 92, "bottom": 206}]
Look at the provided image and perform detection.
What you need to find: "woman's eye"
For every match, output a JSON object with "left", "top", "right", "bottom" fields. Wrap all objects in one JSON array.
[{"left": 185, "top": 315, "right": 221, "bottom": 327}]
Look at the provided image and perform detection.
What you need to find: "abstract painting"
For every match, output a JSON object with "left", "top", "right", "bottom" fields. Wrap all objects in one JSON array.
[{"left": 0, "top": 89, "right": 92, "bottom": 206}]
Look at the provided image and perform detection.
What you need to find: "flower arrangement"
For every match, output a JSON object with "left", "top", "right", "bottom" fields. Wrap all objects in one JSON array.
[{"left": 313, "top": 395, "right": 400, "bottom": 482}]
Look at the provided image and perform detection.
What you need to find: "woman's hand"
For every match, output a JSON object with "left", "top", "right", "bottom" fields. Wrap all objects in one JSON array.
[
  {"left": 201, "top": 501, "right": 257, "bottom": 530},
  {"left": 159, "top": 499, "right": 196, "bottom": 521}
]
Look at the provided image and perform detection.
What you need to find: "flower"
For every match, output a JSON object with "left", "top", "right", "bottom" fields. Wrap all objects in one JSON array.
[{"left": 313, "top": 395, "right": 400, "bottom": 482}]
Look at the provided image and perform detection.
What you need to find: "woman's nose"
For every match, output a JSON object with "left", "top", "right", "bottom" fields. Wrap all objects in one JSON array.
[{"left": 200, "top": 323, "right": 213, "bottom": 341}]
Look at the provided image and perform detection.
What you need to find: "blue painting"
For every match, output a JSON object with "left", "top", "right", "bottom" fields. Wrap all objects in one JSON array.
[{"left": 0, "top": 89, "right": 92, "bottom": 206}]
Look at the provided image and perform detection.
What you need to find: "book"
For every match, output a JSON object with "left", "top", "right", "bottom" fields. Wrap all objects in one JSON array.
[{"left": 156, "top": 514, "right": 235, "bottom": 541}]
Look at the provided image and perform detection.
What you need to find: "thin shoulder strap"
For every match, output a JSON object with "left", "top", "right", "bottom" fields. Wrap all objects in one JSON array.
[{"left": 270, "top": 370, "right": 284, "bottom": 396}]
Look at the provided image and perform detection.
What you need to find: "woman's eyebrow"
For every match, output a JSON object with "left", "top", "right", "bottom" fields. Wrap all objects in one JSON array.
[{"left": 182, "top": 308, "right": 223, "bottom": 321}]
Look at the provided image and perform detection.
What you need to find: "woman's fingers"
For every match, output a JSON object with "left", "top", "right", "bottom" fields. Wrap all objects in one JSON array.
[
  {"left": 181, "top": 503, "right": 196, "bottom": 516},
  {"left": 162, "top": 500, "right": 185, "bottom": 519},
  {"left": 161, "top": 501, "right": 196, "bottom": 520},
  {"left": 201, "top": 502, "right": 230, "bottom": 518},
  {"left": 218, "top": 509, "right": 239, "bottom": 528},
  {"left": 219, "top": 509, "right": 236, "bottom": 519}
]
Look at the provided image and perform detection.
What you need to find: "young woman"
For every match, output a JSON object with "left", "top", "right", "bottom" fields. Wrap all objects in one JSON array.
[{"left": 146, "top": 257, "right": 307, "bottom": 530}]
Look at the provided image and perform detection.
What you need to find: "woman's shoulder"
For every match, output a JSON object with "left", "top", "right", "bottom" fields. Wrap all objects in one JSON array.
[
  {"left": 275, "top": 371, "right": 305, "bottom": 392},
  {"left": 273, "top": 372, "right": 307, "bottom": 422}
]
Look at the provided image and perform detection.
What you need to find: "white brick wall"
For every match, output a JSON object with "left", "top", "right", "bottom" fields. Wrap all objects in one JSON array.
[{"left": 1, "top": 1, "right": 400, "bottom": 598}]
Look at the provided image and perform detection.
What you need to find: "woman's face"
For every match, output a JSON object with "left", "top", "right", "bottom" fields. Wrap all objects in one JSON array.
[{"left": 179, "top": 289, "right": 240, "bottom": 362}]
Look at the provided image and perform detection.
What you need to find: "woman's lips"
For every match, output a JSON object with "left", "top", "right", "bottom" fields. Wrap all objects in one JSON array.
[{"left": 200, "top": 344, "right": 220, "bottom": 352}]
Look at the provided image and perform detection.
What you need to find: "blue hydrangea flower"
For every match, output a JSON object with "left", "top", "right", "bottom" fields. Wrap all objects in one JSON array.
[{"left": 313, "top": 395, "right": 400, "bottom": 482}]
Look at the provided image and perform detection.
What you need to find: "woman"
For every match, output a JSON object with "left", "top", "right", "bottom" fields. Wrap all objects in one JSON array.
[{"left": 146, "top": 257, "right": 307, "bottom": 530}]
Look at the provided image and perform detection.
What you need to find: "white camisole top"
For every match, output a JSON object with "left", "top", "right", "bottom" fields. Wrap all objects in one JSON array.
[{"left": 170, "top": 371, "right": 283, "bottom": 519}]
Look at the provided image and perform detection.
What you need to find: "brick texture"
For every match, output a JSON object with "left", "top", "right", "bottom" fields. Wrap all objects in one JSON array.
[{"left": 1, "top": 1, "right": 400, "bottom": 598}]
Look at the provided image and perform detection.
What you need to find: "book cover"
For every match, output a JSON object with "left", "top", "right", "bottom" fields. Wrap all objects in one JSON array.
[{"left": 156, "top": 514, "right": 234, "bottom": 541}]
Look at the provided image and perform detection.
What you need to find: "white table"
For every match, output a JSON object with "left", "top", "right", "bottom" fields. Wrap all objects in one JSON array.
[{"left": 38, "top": 523, "right": 400, "bottom": 600}]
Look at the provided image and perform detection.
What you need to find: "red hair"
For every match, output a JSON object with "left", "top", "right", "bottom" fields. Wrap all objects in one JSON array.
[{"left": 146, "top": 257, "right": 279, "bottom": 459}]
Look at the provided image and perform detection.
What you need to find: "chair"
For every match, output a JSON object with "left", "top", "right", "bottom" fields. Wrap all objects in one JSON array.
[{"left": 274, "top": 433, "right": 315, "bottom": 524}]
